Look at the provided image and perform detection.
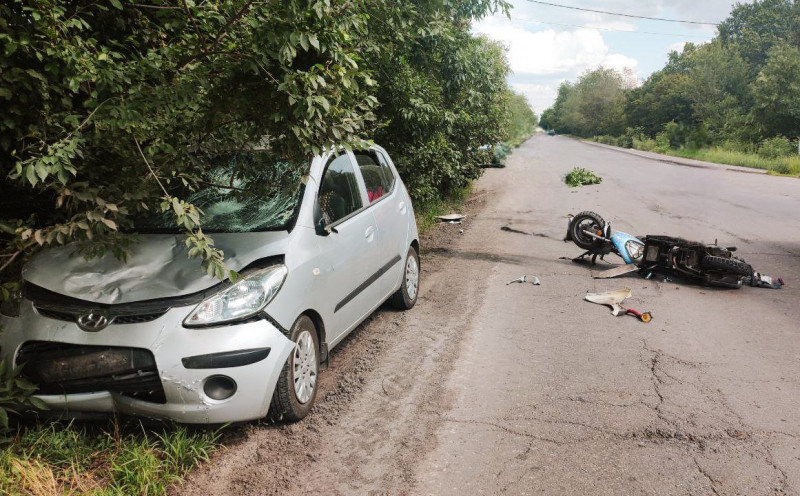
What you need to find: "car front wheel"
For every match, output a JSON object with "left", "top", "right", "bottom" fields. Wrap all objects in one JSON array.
[{"left": 269, "top": 315, "right": 319, "bottom": 422}]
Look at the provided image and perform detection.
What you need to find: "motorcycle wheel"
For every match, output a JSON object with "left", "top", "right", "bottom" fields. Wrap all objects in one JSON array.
[
  {"left": 569, "top": 211, "right": 605, "bottom": 250},
  {"left": 700, "top": 255, "right": 752, "bottom": 276}
]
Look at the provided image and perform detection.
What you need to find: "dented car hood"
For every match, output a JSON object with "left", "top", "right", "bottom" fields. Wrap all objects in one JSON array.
[{"left": 23, "top": 231, "right": 289, "bottom": 304}]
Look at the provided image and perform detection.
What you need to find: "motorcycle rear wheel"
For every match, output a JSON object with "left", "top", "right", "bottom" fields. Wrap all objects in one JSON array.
[
  {"left": 569, "top": 211, "right": 605, "bottom": 250},
  {"left": 700, "top": 255, "right": 752, "bottom": 276}
]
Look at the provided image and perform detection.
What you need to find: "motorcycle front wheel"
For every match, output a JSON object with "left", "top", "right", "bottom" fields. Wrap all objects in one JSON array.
[{"left": 569, "top": 211, "right": 606, "bottom": 250}]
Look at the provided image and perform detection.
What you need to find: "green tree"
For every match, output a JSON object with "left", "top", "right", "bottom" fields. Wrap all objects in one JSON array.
[
  {"left": 505, "top": 91, "right": 537, "bottom": 144},
  {"left": 624, "top": 47, "right": 696, "bottom": 135},
  {"left": 0, "top": 0, "right": 512, "bottom": 283},
  {"left": 718, "top": 0, "right": 797, "bottom": 70},
  {"left": 752, "top": 43, "right": 800, "bottom": 138},
  {"left": 551, "top": 67, "right": 628, "bottom": 137},
  {"left": 684, "top": 41, "right": 751, "bottom": 142}
]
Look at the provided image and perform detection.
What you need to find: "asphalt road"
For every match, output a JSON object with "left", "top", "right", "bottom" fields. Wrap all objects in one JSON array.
[{"left": 179, "top": 135, "right": 800, "bottom": 495}]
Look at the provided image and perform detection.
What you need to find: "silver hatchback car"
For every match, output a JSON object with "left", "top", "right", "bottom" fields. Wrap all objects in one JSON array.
[{"left": 0, "top": 145, "right": 420, "bottom": 423}]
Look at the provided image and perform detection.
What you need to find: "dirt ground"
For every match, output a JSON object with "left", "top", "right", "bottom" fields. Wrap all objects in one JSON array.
[{"left": 176, "top": 136, "right": 800, "bottom": 495}]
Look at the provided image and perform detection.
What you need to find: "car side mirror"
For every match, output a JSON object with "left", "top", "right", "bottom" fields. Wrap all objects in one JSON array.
[{"left": 313, "top": 201, "right": 337, "bottom": 236}]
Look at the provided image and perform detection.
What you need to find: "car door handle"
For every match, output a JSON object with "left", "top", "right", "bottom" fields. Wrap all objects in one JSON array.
[
  {"left": 365, "top": 226, "right": 375, "bottom": 241},
  {"left": 399, "top": 201, "right": 407, "bottom": 214}
]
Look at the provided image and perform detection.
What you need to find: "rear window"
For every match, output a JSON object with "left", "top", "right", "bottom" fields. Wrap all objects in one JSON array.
[
  {"left": 135, "top": 152, "right": 306, "bottom": 233},
  {"left": 354, "top": 150, "right": 395, "bottom": 203}
]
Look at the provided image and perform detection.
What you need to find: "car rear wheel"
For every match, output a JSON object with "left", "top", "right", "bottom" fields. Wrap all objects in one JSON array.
[
  {"left": 269, "top": 315, "right": 319, "bottom": 422},
  {"left": 391, "top": 245, "right": 419, "bottom": 310}
]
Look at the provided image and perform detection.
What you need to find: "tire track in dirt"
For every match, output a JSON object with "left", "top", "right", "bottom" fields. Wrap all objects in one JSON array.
[{"left": 174, "top": 195, "right": 493, "bottom": 495}]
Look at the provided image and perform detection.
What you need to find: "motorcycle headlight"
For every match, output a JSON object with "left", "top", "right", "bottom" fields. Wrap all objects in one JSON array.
[
  {"left": 184, "top": 265, "right": 288, "bottom": 327},
  {"left": 625, "top": 241, "right": 644, "bottom": 261}
]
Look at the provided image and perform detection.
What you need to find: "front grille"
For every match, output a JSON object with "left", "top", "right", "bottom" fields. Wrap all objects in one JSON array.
[
  {"left": 36, "top": 308, "right": 76, "bottom": 323},
  {"left": 114, "top": 313, "right": 167, "bottom": 325},
  {"left": 17, "top": 341, "right": 167, "bottom": 403},
  {"left": 34, "top": 305, "right": 169, "bottom": 326}
]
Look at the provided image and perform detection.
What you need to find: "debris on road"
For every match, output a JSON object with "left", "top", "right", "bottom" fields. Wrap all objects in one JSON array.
[
  {"left": 565, "top": 167, "right": 602, "bottom": 187},
  {"left": 437, "top": 213, "right": 465, "bottom": 224},
  {"left": 501, "top": 225, "right": 528, "bottom": 235},
  {"left": 506, "top": 275, "right": 541, "bottom": 286},
  {"left": 501, "top": 225, "right": 551, "bottom": 238},
  {"left": 594, "top": 263, "right": 639, "bottom": 279},
  {"left": 750, "top": 272, "right": 784, "bottom": 289},
  {"left": 585, "top": 288, "right": 652, "bottom": 323}
]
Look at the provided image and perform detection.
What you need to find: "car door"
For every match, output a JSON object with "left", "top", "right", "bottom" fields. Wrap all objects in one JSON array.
[
  {"left": 313, "top": 152, "right": 381, "bottom": 344},
  {"left": 352, "top": 148, "right": 409, "bottom": 296}
]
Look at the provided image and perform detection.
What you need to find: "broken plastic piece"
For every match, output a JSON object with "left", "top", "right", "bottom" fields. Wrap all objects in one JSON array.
[
  {"left": 506, "top": 275, "right": 541, "bottom": 286},
  {"left": 594, "top": 263, "right": 639, "bottom": 279},
  {"left": 437, "top": 213, "right": 465, "bottom": 223},
  {"left": 584, "top": 288, "right": 652, "bottom": 323}
]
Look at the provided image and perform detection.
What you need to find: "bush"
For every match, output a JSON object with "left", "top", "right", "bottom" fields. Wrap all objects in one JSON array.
[
  {"left": 687, "top": 124, "right": 710, "bottom": 150},
  {"left": 758, "top": 136, "right": 796, "bottom": 159},
  {"left": 663, "top": 121, "right": 691, "bottom": 148},
  {"left": 654, "top": 132, "right": 671, "bottom": 153},
  {"left": 565, "top": 167, "right": 602, "bottom": 187},
  {"left": 594, "top": 135, "right": 619, "bottom": 146},
  {"left": 633, "top": 136, "right": 657, "bottom": 151},
  {"left": 492, "top": 143, "right": 512, "bottom": 165}
]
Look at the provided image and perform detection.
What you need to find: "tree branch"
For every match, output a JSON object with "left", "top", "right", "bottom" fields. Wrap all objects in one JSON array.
[{"left": 133, "top": 136, "right": 170, "bottom": 197}]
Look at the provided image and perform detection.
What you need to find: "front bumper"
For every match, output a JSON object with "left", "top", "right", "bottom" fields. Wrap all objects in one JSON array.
[{"left": 0, "top": 301, "right": 294, "bottom": 424}]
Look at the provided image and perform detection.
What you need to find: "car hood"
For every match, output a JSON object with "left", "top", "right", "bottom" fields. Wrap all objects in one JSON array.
[{"left": 23, "top": 232, "right": 289, "bottom": 304}]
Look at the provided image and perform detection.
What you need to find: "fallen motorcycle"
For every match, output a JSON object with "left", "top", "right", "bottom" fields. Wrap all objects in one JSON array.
[{"left": 564, "top": 211, "right": 783, "bottom": 289}]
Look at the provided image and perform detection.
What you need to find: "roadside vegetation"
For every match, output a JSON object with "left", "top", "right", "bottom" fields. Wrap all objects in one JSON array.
[
  {"left": 0, "top": 0, "right": 537, "bottom": 492},
  {"left": 564, "top": 167, "right": 602, "bottom": 187},
  {"left": 539, "top": 0, "right": 800, "bottom": 177},
  {"left": 0, "top": 419, "right": 220, "bottom": 495}
]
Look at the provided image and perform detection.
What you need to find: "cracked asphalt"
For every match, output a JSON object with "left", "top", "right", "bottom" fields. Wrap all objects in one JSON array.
[{"left": 178, "top": 135, "right": 800, "bottom": 495}]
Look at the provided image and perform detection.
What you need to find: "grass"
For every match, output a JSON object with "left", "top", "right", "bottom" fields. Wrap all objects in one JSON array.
[
  {"left": 0, "top": 418, "right": 222, "bottom": 495},
  {"left": 666, "top": 147, "right": 800, "bottom": 175},
  {"left": 414, "top": 182, "right": 474, "bottom": 233},
  {"left": 617, "top": 136, "right": 800, "bottom": 176}
]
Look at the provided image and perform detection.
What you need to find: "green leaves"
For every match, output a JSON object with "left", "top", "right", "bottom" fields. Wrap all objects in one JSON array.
[
  {"left": 1, "top": 0, "right": 513, "bottom": 284},
  {"left": 0, "top": 351, "right": 48, "bottom": 437}
]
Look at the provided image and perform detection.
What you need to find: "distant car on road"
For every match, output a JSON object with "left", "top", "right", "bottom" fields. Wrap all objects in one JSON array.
[
  {"left": 547, "top": 129, "right": 556, "bottom": 136},
  {"left": 0, "top": 145, "right": 420, "bottom": 423}
]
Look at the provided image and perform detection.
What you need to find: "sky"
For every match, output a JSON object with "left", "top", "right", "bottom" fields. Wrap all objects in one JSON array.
[{"left": 472, "top": 0, "right": 746, "bottom": 116}]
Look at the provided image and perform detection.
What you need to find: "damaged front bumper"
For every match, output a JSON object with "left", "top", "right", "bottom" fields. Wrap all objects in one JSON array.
[{"left": 0, "top": 299, "right": 294, "bottom": 424}]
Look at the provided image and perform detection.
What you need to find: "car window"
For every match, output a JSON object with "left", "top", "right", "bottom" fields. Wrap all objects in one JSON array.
[
  {"left": 319, "top": 153, "right": 363, "bottom": 225},
  {"left": 354, "top": 150, "right": 395, "bottom": 203}
]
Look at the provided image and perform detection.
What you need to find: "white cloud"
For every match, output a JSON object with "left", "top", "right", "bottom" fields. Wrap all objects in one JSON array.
[
  {"left": 501, "top": 0, "right": 734, "bottom": 33},
  {"left": 474, "top": 17, "right": 638, "bottom": 78},
  {"left": 668, "top": 41, "right": 689, "bottom": 53},
  {"left": 473, "top": 0, "right": 740, "bottom": 112},
  {"left": 510, "top": 83, "right": 559, "bottom": 115}
]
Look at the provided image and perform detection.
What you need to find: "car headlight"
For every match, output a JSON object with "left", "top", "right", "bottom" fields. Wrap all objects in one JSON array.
[
  {"left": 625, "top": 240, "right": 644, "bottom": 261},
  {"left": 184, "top": 265, "right": 288, "bottom": 327}
]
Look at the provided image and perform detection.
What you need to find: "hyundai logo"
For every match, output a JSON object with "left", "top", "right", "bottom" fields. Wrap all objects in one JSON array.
[{"left": 77, "top": 312, "right": 110, "bottom": 332}]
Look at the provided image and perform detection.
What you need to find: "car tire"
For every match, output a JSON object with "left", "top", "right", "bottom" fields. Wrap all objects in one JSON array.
[
  {"left": 391, "top": 245, "right": 420, "bottom": 310},
  {"left": 268, "top": 315, "right": 319, "bottom": 422}
]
